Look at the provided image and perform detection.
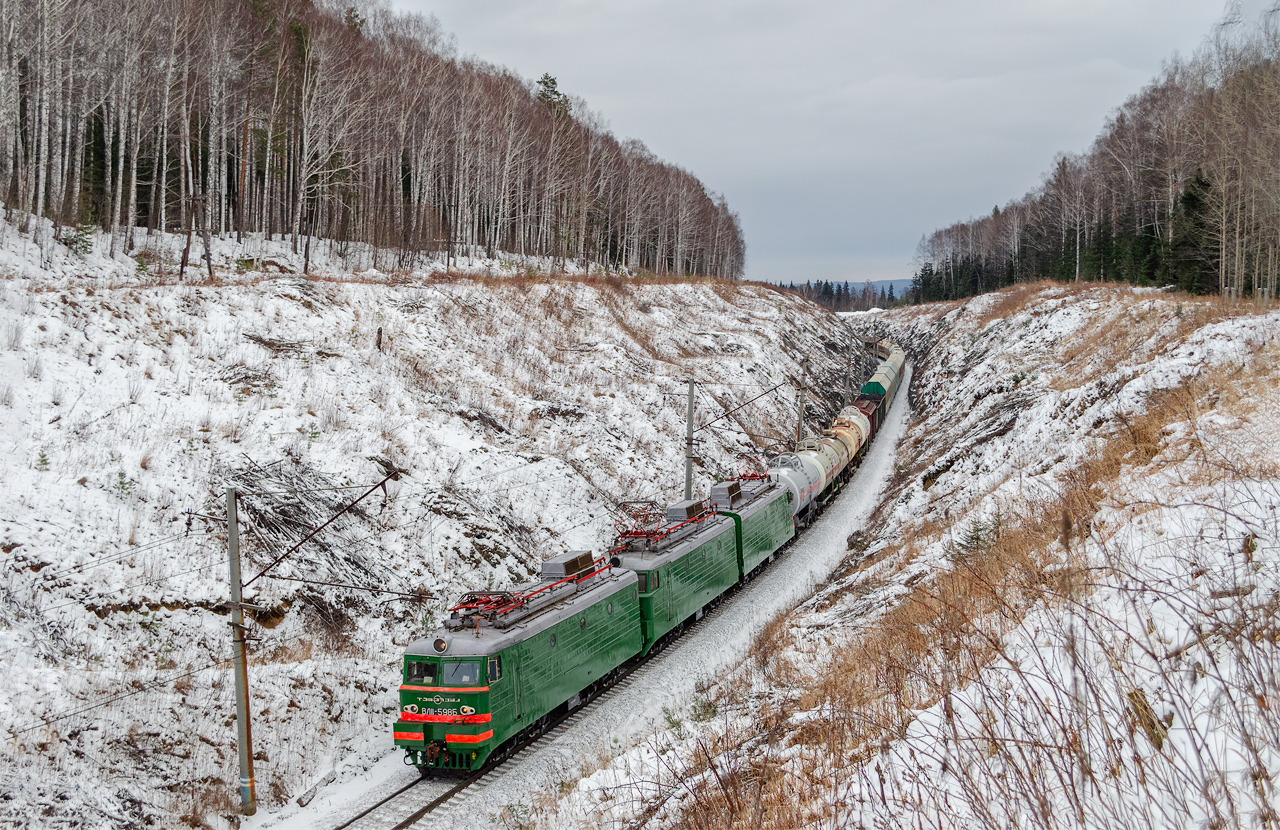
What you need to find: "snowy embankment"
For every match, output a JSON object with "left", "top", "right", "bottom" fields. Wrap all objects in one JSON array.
[
  {"left": 0, "top": 209, "right": 596, "bottom": 284},
  {"left": 0, "top": 217, "right": 855, "bottom": 828},
  {"left": 543, "top": 283, "right": 1280, "bottom": 829}
]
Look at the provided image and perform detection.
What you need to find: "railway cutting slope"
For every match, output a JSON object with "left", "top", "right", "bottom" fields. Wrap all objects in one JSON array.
[
  {"left": 0, "top": 221, "right": 868, "bottom": 829},
  {"left": 264, "top": 368, "right": 912, "bottom": 830},
  {"left": 540, "top": 283, "right": 1280, "bottom": 830}
]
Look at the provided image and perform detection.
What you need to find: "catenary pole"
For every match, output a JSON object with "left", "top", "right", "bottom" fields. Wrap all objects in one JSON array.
[
  {"left": 796, "top": 358, "right": 810, "bottom": 443},
  {"left": 684, "top": 378, "right": 696, "bottom": 501},
  {"left": 795, "top": 387, "right": 804, "bottom": 443},
  {"left": 843, "top": 341, "right": 852, "bottom": 408},
  {"left": 227, "top": 487, "right": 257, "bottom": 816}
]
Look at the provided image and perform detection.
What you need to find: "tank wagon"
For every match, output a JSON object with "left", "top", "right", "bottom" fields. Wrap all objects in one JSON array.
[
  {"left": 395, "top": 339, "right": 906, "bottom": 775},
  {"left": 850, "top": 339, "right": 906, "bottom": 434}
]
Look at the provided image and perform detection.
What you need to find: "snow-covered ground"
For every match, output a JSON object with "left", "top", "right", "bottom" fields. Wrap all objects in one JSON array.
[
  {"left": 0, "top": 209, "right": 605, "bottom": 284},
  {"left": 541, "top": 283, "right": 1280, "bottom": 829},
  {"left": 0, "top": 216, "right": 860, "bottom": 828},
  {"left": 13, "top": 209, "right": 1274, "bottom": 830},
  {"left": 250, "top": 369, "right": 911, "bottom": 830}
]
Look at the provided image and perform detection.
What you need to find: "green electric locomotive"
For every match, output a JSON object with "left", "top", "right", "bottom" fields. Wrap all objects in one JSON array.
[
  {"left": 395, "top": 490, "right": 795, "bottom": 775},
  {"left": 706, "top": 477, "right": 795, "bottom": 578},
  {"left": 610, "top": 498, "right": 741, "bottom": 654},
  {"left": 395, "top": 551, "right": 641, "bottom": 771}
]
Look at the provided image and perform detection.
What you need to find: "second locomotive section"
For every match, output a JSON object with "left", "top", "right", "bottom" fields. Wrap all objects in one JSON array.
[{"left": 394, "top": 339, "right": 906, "bottom": 774}]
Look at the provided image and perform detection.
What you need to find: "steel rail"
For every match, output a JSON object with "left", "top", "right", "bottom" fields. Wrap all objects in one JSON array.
[{"left": 329, "top": 775, "right": 464, "bottom": 830}]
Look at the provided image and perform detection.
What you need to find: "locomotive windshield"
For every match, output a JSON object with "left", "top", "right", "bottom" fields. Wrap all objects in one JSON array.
[
  {"left": 405, "top": 659, "right": 437, "bottom": 684},
  {"left": 441, "top": 661, "right": 481, "bottom": 686}
]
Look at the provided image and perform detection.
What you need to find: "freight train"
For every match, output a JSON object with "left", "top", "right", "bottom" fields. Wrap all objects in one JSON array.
[{"left": 392, "top": 339, "right": 906, "bottom": 774}]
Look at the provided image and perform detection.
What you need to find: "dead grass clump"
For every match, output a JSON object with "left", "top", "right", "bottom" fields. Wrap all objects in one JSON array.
[
  {"left": 260, "top": 637, "right": 314, "bottom": 664},
  {"left": 748, "top": 609, "right": 797, "bottom": 676},
  {"left": 176, "top": 778, "right": 236, "bottom": 829},
  {"left": 608, "top": 309, "right": 661, "bottom": 359},
  {"left": 972, "top": 281, "right": 1056, "bottom": 329}
]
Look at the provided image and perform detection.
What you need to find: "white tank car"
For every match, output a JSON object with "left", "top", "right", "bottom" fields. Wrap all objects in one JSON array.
[
  {"left": 769, "top": 452, "right": 823, "bottom": 517},
  {"left": 796, "top": 436, "right": 844, "bottom": 489},
  {"left": 834, "top": 406, "right": 872, "bottom": 447},
  {"left": 826, "top": 424, "right": 863, "bottom": 464}
]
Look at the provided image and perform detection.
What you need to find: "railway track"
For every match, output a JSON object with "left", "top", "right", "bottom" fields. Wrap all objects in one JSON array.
[
  {"left": 325, "top": 368, "right": 910, "bottom": 829},
  {"left": 332, "top": 663, "right": 661, "bottom": 830}
]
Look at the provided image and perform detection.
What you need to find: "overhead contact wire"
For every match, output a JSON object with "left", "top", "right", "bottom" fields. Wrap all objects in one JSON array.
[{"left": 695, "top": 381, "right": 789, "bottom": 433}]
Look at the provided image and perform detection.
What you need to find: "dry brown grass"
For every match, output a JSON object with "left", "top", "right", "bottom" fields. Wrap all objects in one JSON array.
[
  {"left": 256, "top": 637, "right": 314, "bottom": 665},
  {"left": 971, "top": 280, "right": 1059, "bottom": 329},
  {"left": 174, "top": 778, "right": 237, "bottom": 829},
  {"left": 1049, "top": 287, "right": 1262, "bottom": 390},
  {"left": 629, "top": 364, "right": 1245, "bottom": 830}
]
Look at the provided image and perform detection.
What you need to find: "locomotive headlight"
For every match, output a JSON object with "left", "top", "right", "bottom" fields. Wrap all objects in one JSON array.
[
  {"left": 460, "top": 705, "right": 475, "bottom": 716},
  {"left": 433, "top": 637, "right": 448, "bottom": 653},
  {"left": 405, "top": 704, "right": 419, "bottom": 714}
]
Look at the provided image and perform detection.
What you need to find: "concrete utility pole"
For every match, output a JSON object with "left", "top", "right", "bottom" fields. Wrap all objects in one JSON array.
[
  {"left": 226, "top": 487, "right": 257, "bottom": 816},
  {"left": 795, "top": 387, "right": 804, "bottom": 443},
  {"left": 843, "top": 340, "right": 852, "bottom": 409},
  {"left": 684, "top": 378, "right": 696, "bottom": 501},
  {"left": 796, "top": 358, "right": 810, "bottom": 443}
]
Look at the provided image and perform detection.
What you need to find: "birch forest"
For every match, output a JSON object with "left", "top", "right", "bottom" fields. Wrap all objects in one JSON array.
[
  {"left": 0, "top": 0, "right": 746, "bottom": 278},
  {"left": 913, "top": 19, "right": 1280, "bottom": 303}
]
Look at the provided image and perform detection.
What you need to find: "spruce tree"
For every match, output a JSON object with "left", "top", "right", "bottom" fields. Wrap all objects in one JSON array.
[{"left": 536, "top": 74, "right": 572, "bottom": 117}]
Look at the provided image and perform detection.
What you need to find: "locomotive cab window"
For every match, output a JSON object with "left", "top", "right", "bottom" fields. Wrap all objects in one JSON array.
[
  {"left": 487, "top": 657, "right": 502, "bottom": 682},
  {"left": 405, "top": 659, "right": 437, "bottom": 684},
  {"left": 637, "top": 573, "right": 648, "bottom": 593},
  {"left": 441, "top": 661, "right": 481, "bottom": 686}
]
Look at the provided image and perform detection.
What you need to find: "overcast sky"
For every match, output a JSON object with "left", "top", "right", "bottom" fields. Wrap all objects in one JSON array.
[{"left": 389, "top": 0, "right": 1235, "bottom": 284}]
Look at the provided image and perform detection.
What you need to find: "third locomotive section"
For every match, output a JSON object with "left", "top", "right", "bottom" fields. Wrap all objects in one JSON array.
[{"left": 393, "top": 339, "right": 907, "bottom": 775}]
